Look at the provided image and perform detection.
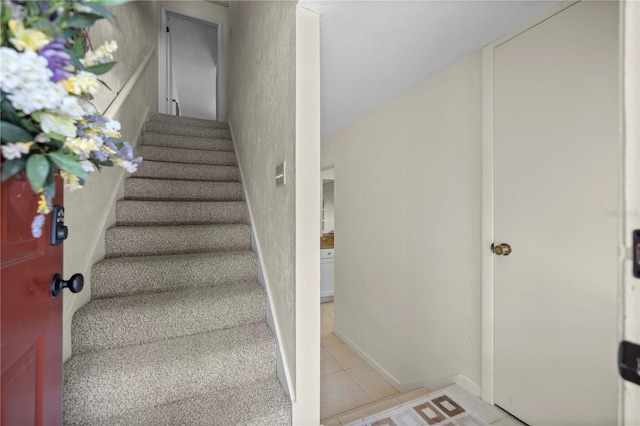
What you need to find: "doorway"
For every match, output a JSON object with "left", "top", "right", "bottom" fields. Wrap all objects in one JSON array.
[{"left": 159, "top": 8, "right": 223, "bottom": 121}]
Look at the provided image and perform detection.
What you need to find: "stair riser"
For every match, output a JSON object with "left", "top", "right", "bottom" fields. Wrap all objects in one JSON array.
[
  {"left": 124, "top": 179, "right": 244, "bottom": 202},
  {"left": 72, "top": 283, "right": 265, "bottom": 354},
  {"left": 91, "top": 252, "right": 258, "bottom": 298},
  {"left": 64, "top": 324, "right": 276, "bottom": 425},
  {"left": 145, "top": 121, "right": 231, "bottom": 139},
  {"left": 116, "top": 201, "right": 250, "bottom": 226},
  {"left": 135, "top": 161, "right": 239, "bottom": 182},
  {"left": 142, "top": 132, "right": 233, "bottom": 152},
  {"left": 105, "top": 225, "right": 251, "bottom": 258},
  {"left": 147, "top": 112, "right": 229, "bottom": 130},
  {"left": 138, "top": 146, "right": 237, "bottom": 166}
]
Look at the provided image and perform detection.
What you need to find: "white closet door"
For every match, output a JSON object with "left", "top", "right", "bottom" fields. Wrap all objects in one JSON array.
[{"left": 493, "top": 2, "right": 619, "bottom": 424}]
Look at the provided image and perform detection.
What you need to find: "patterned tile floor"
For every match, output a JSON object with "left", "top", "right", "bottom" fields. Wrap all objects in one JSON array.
[{"left": 320, "top": 302, "right": 526, "bottom": 426}]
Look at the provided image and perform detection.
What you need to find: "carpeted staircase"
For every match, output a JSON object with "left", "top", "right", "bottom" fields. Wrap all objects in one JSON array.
[{"left": 63, "top": 113, "right": 291, "bottom": 425}]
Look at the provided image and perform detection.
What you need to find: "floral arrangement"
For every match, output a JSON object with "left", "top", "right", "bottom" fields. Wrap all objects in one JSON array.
[{"left": 0, "top": 0, "right": 141, "bottom": 238}]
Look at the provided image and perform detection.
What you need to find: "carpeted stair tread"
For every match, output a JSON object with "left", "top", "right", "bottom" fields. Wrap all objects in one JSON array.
[
  {"left": 142, "top": 131, "right": 233, "bottom": 152},
  {"left": 116, "top": 200, "right": 249, "bottom": 226},
  {"left": 105, "top": 224, "right": 251, "bottom": 257},
  {"left": 148, "top": 112, "right": 229, "bottom": 130},
  {"left": 72, "top": 281, "right": 265, "bottom": 354},
  {"left": 145, "top": 120, "right": 231, "bottom": 139},
  {"left": 91, "top": 379, "right": 290, "bottom": 426},
  {"left": 138, "top": 145, "right": 237, "bottom": 166},
  {"left": 135, "top": 160, "right": 239, "bottom": 182},
  {"left": 95, "top": 378, "right": 291, "bottom": 426},
  {"left": 124, "top": 178, "right": 244, "bottom": 201},
  {"left": 91, "top": 250, "right": 258, "bottom": 298},
  {"left": 64, "top": 322, "right": 277, "bottom": 425}
]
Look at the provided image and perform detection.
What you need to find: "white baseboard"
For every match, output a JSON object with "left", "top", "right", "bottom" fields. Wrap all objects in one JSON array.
[
  {"left": 228, "top": 119, "right": 294, "bottom": 403},
  {"left": 333, "top": 327, "right": 481, "bottom": 397}
]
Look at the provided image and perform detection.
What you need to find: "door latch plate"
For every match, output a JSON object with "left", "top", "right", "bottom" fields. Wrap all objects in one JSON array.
[
  {"left": 619, "top": 341, "right": 640, "bottom": 386},
  {"left": 634, "top": 230, "right": 640, "bottom": 279},
  {"left": 50, "top": 205, "right": 68, "bottom": 246}
]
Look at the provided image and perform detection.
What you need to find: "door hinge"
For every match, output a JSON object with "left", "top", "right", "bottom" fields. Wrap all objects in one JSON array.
[
  {"left": 619, "top": 341, "right": 640, "bottom": 386},
  {"left": 633, "top": 230, "right": 640, "bottom": 278}
]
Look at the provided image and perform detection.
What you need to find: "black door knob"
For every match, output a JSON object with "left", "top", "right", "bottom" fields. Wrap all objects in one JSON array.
[{"left": 51, "top": 273, "right": 84, "bottom": 298}]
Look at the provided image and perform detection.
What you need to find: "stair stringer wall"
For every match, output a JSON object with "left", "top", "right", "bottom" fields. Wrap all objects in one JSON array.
[{"left": 228, "top": 121, "right": 294, "bottom": 402}]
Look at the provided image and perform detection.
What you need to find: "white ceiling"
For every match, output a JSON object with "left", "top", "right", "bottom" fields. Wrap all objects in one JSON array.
[{"left": 299, "top": 0, "right": 560, "bottom": 139}]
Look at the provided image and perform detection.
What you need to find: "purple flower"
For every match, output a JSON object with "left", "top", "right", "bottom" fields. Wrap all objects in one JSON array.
[
  {"left": 31, "top": 214, "right": 45, "bottom": 238},
  {"left": 39, "top": 39, "right": 70, "bottom": 81},
  {"left": 90, "top": 150, "right": 108, "bottom": 162},
  {"left": 121, "top": 142, "right": 133, "bottom": 161}
]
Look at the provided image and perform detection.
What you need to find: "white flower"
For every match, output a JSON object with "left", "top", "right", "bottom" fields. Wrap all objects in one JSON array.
[
  {"left": 116, "top": 159, "right": 138, "bottom": 173},
  {"left": 57, "top": 96, "right": 85, "bottom": 120},
  {"left": 40, "top": 113, "right": 77, "bottom": 137},
  {"left": 1, "top": 142, "right": 32, "bottom": 160},
  {"left": 105, "top": 119, "right": 121, "bottom": 133},
  {"left": 80, "top": 160, "right": 96, "bottom": 173},
  {"left": 65, "top": 137, "right": 98, "bottom": 156},
  {"left": 82, "top": 40, "right": 118, "bottom": 67},
  {"left": 1, "top": 48, "right": 66, "bottom": 114}
]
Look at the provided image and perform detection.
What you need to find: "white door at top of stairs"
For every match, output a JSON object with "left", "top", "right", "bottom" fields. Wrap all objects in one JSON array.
[{"left": 160, "top": 9, "right": 223, "bottom": 122}]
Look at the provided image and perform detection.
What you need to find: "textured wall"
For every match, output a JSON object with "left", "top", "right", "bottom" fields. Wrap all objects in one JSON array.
[
  {"left": 228, "top": 0, "right": 297, "bottom": 390},
  {"left": 326, "top": 51, "right": 483, "bottom": 391},
  {"left": 63, "top": 1, "right": 159, "bottom": 362}
]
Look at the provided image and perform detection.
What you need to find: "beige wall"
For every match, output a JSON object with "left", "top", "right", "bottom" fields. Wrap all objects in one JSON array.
[
  {"left": 158, "top": 0, "right": 230, "bottom": 119},
  {"left": 228, "top": 0, "right": 297, "bottom": 394},
  {"left": 63, "top": 1, "right": 159, "bottom": 361},
  {"left": 325, "top": 51, "right": 483, "bottom": 392}
]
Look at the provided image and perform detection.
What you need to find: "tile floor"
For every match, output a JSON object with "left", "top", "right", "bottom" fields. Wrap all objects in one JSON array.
[
  {"left": 320, "top": 302, "right": 526, "bottom": 426},
  {"left": 321, "top": 302, "right": 431, "bottom": 425}
]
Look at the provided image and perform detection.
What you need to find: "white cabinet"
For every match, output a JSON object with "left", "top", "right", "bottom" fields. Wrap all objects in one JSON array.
[{"left": 320, "top": 249, "right": 334, "bottom": 302}]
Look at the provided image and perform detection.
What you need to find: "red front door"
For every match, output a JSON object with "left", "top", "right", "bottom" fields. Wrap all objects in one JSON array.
[{"left": 1, "top": 174, "right": 63, "bottom": 425}]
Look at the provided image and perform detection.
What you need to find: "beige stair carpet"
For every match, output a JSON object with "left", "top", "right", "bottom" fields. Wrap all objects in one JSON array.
[{"left": 63, "top": 112, "right": 291, "bottom": 425}]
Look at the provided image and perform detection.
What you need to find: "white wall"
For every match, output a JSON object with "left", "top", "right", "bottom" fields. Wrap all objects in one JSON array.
[
  {"left": 325, "top": 51, "right": 483, "bottom": 392},
  {"left": 63, "top": 1, "right": 159, "bottom": 362},
  {"left": 228, "top": 0, "right": 298, "bottom": 395},
  {"left": 158, "top": 0, "right": 230, "bottom": 119}
]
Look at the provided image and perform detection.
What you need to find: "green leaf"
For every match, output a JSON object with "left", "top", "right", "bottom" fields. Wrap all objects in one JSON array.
[
  {"left": 26, "top": 154, "right": 50, "bottom": 192},
  {"left": 72, "top": 36, "right": 84, "bottom": 58},
  {"left": 65, "top": 49, "right": 86, "bottom": 71},
  {"left": 43, "top": 169, "right": 56, "bottom": 198},
  {"left": 43, "top": 132, "right": 67, "bottom": 142},
  {"left": 48, "top": 152, "right": 88, "bottom": 180},
  {"left": 1, "top": 98, "right": 20, "bottom": 125},
  {"left": 81, "top": 2, "right": 117, "bottom": 20},
  {"left": 66, "top": 13, "right": 104, "bottom": 29},
  {"left": 1, "top": 121, "right": 33, "bottom": 143},
  {"left": 63, "top": 28, "right": 79, "bottom": 39},
  {"left": 19, "top": 118, "right": 39, "bottom": 134},
  {"left": 85, "top": 61, "right": 116, "bottom": 76},
  {"left": 1, "top": 158, "right": 27, "bottom": 181}
]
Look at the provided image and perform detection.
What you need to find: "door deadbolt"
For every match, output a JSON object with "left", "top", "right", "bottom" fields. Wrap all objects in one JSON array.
[{"left": 492, "top": 243, "right": 512, "bottom": 256}]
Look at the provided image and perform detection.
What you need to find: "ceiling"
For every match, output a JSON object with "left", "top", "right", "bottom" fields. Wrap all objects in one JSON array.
[{"left": 299, "top": 0, "right": 560, "bottom": 139}]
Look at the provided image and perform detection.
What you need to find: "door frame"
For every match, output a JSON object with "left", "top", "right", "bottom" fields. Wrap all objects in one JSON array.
[
  {"left": 481, "top": 0, "right": 627, "bottom": 405},
  {"left": 158, "top": 6, "right": 225, "bottom": 120},
  {"left": 621, "top": 0, "right": 640, "bottom": 423}
]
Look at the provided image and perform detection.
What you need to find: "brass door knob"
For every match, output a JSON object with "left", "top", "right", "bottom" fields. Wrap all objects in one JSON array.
[{"left": 492, "top": 243, "right": 512, "bottom": 256}]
